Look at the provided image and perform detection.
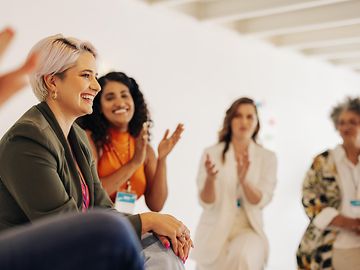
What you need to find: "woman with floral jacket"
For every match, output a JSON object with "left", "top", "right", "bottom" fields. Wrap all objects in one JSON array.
[{"left": 297, "top": 97, "right": 360, "bottom": 270}]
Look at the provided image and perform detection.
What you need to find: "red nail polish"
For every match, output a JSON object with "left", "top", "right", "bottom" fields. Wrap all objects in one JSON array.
[{"left": 165, "top": 242, "right": 170, "bottom": 249}]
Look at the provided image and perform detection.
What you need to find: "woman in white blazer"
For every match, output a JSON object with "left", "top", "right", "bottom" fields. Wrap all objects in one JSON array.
[{"left": 192, "top": 97, "right": 277, "bottom": 270}]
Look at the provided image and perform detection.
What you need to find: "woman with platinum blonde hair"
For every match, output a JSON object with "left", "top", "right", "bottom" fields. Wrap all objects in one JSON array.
[{"left": 0, "top": 34, "right": 192, "bottom": 269}]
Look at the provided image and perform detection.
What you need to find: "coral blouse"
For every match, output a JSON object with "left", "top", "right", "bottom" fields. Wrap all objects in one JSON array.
[{"left": 97, "top": 129, "right": 146, "bottom": 202}]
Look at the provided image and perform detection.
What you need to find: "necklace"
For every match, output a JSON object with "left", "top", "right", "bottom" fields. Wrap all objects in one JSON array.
[{"left": 107, "top": 133, "right": 132, "bottom": 192}]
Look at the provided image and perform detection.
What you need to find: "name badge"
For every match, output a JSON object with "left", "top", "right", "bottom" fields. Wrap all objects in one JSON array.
[
  {"left": 350, "top": 200, "right": 360, "bottom": 218},
  {"left": 350, "top": 200, "right": 360, "bottom": 207},
  {"left": 114, "top": 192, "right": 137, "bottom": 214}
]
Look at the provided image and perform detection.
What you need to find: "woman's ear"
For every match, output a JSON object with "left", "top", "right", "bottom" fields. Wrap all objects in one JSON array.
[{"left": 43, "top": 74, "right": 58, "bottom": 91}]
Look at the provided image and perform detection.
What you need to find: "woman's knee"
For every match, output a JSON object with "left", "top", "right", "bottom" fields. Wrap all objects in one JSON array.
[{"left": 142, "top": 235, "right": 184, "bottom": 270}]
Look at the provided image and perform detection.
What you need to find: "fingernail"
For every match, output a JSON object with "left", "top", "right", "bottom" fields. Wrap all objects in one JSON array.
[{"left": 165, "top": 242, "right": 170, "bottom": 249}]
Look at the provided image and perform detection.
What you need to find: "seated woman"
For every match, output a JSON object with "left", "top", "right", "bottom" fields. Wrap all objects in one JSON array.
[
  {"left": 0, "top": 34, "right": 191, "bottom": 268},
  {"left": 191, "top": 97, "right": 277, "bottom": 270},
  {"left": 78, "top": 71, "right": 183, "bottom": 212},
  {"left": 297, "top": 97, "right": 360, "bottom": 270},
  {"left": 0, "top": 27, "right": 144, "bottom": 270}
]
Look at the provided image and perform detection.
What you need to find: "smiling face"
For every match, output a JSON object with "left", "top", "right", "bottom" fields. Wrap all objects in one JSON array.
[
  {"left": 100, "top": 80, "right": 135, "bottom": 131},
  {"left": 51, "top": 51, "right": 100, "bottom": 118},
  {"left": 231, "top": 103, "right": 258, "bottom": 142},
  {"left": 337, "top": 109, "right": 360, "bottom": 146}
]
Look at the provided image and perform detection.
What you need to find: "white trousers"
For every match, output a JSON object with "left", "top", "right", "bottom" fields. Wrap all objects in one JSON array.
[
  {"left": 333, "top": 247, "right": 360, "bottom": 270},
  {"left": 196, "top": 208, "right": 265, "bottom": 270}
]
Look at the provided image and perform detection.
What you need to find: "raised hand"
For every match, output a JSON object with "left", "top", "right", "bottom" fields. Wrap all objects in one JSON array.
[
  {"left": 132, "top": 122, "right": 148, "bottom": 166},
  {"left": 158, "top": 123, "right": 184, "bottom": 160},
  {"left": 0, "top": 27, "right": 38, "bottom": 106},
  {"left": 205, "top": 154, "right": 218, "bottom": 180},
  {"left": 0, "top": 27, "right": 14, "bottom": 60},
  {"left": 235, "top": 151, "right": 250, "bottom": 184}
]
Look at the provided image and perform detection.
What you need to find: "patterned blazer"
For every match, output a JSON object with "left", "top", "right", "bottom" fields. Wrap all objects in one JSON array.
[{"left": 297, "top": 150, "right": 341, "bottom": 270}]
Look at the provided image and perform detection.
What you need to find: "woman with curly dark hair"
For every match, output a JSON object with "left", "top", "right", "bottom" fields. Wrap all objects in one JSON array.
[{"left": 78, "top": 71, "right": 184, "bottom": 213}]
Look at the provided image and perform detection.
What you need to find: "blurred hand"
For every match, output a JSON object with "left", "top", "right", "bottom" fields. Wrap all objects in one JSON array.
[
  {"left": 235, "top": 151, "right": 250, "bottom": 184},
  {"left": 343, "top": 217, "right": 360, "bottom": 234},
  {"left": 205, "top": 154, "right": 218, "bottom": 180},
  {"left": 0, "top": 27, "right": 14, "bottom": 60},
  {"left": 0, "top": 27, "right": 38, "bottom": 106},
  {"left": 331, "top": 215, "right": 360, "bottom": 234},
  {"left": 158, "top": 123, "right": 184, "bottom": 160},
  {"left": 132, "top": 122, "right": 148, "bottom": 166}
]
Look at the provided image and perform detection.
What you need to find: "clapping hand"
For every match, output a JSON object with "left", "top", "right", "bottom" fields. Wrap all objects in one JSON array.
[
  {"left": 235, "top": 151, "right": 250, "bottom": 184},
  {"left": 133, "top": 122, "right": 149, "bottom": 166},
  {"left": 205, "top": 154, "right": 218, "bottom": 180},
  {"left": 158, "top": 123, "right": 184, "bottom": 160}
]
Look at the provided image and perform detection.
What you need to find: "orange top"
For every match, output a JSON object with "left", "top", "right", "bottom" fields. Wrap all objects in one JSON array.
[{"left": 97, "top": 129, "right": 146, "bottom": 202}]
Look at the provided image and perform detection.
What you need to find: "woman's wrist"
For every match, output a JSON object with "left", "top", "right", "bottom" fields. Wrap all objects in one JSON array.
[
  {"left": 206, "top": 175, "right": 216, "bottom": 182},
  {"left": 157, "top": 156, "right": 167, "bottom": 164},
  {"left": 240, "top": 178, "right": 249, "bottom": 187},
  {"left": 129, "top": 156, "right": 142, "bottom": 168},
  {"left": 331, "top": 215, "right": 352, "bottom": 229},
  {"left": 140, "top": 212, "right": 154, "bottom": 234}
]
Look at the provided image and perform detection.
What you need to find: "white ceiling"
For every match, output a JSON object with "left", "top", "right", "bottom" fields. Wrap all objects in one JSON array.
[{"left": 144, "top": 0, "right": 360, "bottom": 74}]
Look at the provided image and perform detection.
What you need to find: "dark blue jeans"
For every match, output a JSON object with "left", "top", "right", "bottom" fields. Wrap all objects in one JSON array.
[{"left": 0, "top": 210, "right": 144, "bottom": 270}]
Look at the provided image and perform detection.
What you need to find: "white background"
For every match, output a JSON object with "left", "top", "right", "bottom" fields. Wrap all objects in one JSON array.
[{"left": 1, "top": 0, "right": 360, "bottom": 269}]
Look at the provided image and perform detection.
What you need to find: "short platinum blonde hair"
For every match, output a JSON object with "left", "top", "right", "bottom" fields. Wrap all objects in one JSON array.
[{"left": 28, "top": 34, "right": 97, "bottom": 101}]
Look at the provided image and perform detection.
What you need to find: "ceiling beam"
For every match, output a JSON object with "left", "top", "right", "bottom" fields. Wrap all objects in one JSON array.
[
  {"left": 233, "top": 0, "right": 360, "bottom": 37},
  {"left": 303, "top": 43, "right": 360, "bottom": 55},
  {"left": 192, "top": 0, "right": 348, "bottom": 23},
  {"left": 147, "top": 0, "right": 197, "bottom": 6},
  {"left": 330, "top": 57, "right": 360, "bottom": 68},
  {"left": 327, "top": 52, "right": 360, "bottom": 62},
  {"left": 302, "top": 43, "right": 360, "bottom": 59},
  {"left": 270, "top": 24, "right": 360, "bottom": 49}
]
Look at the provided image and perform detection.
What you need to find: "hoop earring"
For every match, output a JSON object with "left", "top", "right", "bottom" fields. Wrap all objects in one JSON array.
[{"left": 51, "top": 91, "right": 58, "bottom": 100}]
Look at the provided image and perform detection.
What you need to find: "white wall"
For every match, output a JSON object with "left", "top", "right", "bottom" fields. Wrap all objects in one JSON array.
[{"left": 1, "top": 0, "right": 360, "bottom": 269}]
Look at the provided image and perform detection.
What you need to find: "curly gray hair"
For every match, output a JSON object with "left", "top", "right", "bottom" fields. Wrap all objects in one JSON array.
[{"left": 330, "top": 97, "right": 360, "bottom": 127}]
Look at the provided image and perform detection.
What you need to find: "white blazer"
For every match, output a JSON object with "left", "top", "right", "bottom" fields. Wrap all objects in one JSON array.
[{"left": 191, "top": 141, "right": 277, "bottom": 265}]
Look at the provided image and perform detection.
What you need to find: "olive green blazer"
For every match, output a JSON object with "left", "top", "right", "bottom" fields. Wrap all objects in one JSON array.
[{"left": 0, "top": 102, "right": 141, "bottom": 237}]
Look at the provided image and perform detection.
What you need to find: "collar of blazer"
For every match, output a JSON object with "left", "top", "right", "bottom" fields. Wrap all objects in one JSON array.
[{"left": 36, "top": 102, "right": 94, "bottom": 207}]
